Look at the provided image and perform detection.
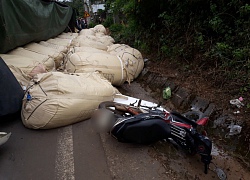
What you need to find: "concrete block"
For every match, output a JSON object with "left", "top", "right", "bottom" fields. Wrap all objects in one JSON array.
[
  {"left": 147, "top": 73, "right": 157, "bottom": 87},
  {"left": 150, "top": 75, "right": 165, "bottom": 90},
  {"left": 190, "top": 97, "right": 210, "bottom": 112},
  {"left": 204, "top": 103, "right": 216, "bottom": 117},
  {"left": 171, "top": 87, "right": 191, "bottom": 109}
]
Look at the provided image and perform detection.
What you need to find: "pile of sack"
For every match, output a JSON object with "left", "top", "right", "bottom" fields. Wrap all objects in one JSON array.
[{"left": 0, "top": 24, "right": 144, "bottom": 129}]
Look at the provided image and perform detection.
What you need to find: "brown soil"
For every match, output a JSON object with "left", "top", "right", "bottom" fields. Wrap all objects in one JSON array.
[
  {"left": 118, "top": 81, "right": 250, "bottom": 179},
  {"left": 140, "top": 58, "right": 250, "bottom": 176}
]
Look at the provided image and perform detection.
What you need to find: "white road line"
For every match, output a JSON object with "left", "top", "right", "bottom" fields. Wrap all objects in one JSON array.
[{"left": 55, "top": 125, "right": 75, "bottom": 180}]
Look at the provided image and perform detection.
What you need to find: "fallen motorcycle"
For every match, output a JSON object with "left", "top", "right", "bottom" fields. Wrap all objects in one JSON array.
[{"left": 92, "top": 96, "right": 212, "bottom": 174}]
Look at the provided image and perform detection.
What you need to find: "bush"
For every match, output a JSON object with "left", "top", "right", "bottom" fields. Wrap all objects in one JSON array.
[{"left": 105, "top": 0, "right": 250, "bottom": 89}]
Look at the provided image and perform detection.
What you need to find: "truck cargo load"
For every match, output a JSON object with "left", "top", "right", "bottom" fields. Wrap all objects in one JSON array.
[{"left": 0, "top": 0, "right": 73, "bottom": 53}]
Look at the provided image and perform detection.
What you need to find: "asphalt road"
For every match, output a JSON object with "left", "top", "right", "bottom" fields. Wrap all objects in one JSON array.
[
  {"left": 0, "top": 114, "right": 111, "bottom": 180},
  {"left": 0, "top": 83, "right": 168, "bottom": 180}
]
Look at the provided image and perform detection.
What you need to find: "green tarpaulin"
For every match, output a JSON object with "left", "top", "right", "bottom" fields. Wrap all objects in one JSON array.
[{"left": 0, "top": 0, "right": 73, "bottom": 53}]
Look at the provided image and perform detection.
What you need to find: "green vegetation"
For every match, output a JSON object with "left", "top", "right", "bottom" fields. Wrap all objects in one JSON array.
[{"left": 102, "top": 0, "right": 249, "bottom": 95}]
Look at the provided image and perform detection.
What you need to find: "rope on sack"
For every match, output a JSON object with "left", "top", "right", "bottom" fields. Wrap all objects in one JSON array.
[
  {"left": 116, "top": 55, "right": 125, "bottom": 85},
  {"left": 131, "top": 48, "right": 144, "bottom": 76},
  {"left": 22, "top": 80, "right": 48, "bottom": 121},
  {"left": 60, "top": 52, "right": 67, "bottom": 70},
  {"left": 119, "top": 50, "right": 141, "bottom": 80},
  {"left": 63, "top": 49, "right": 73, "bottom": 69}
]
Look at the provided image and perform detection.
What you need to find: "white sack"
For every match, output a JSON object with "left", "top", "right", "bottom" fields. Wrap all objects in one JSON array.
[
  {"left": 107, "top": 44, "right": 131, "bottom": 54},
  {"left": 76, "top": 38, "right": 108, "bottom": 50},
  {"left": 21, "top": 72, "right": 116, "bottom": 129},
  {"left": 93, "top": 24, "right": 107, "bottom": 34},
  {"left": 96, "top": 35, "right": 115, "bottom": 47},
  {"left": 79, "top": 34, "right": 97, "bottom": 41},
  {"left": 0, "top": 54, "right": 47, "bottom": 87},
  {"left": 95, "top": 32, "right": 106, "bottom": 37},
  {"left": 47, "top": 38, "right": 72, "bottom": 47},
  {"left": 24, "top": 43, "right": 64, "bottom": 69},
  {"left": 79, "top": 29, "right": 95, "bottom": 36},
  {"left": 59, "top": 32, "right": 79, "bottom": 38},
  {"left": 39, "top": 41, "right": 68, "bottom": 53},
  {"left": 69, "top": 46, "right": 108, "bottom": 54},
  {"left": 65, "top": 47, "right": 109, "bottom": 67},
  {"left": 107, "top": 44, "right": 144, "bottom": 82},
  {"left": 66, "top": 52, "right": 127, "bottom": 86},
  {"left": 74, "top": 34, "right": 114, "bottom": 49},
  {"left": 8, "top": 48, "right": 55, "bottom": 71}
]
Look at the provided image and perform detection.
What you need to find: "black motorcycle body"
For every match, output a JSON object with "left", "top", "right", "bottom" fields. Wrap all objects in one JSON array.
[{"left": 97, "top": 101, "right": 212, "bottom": 174}]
